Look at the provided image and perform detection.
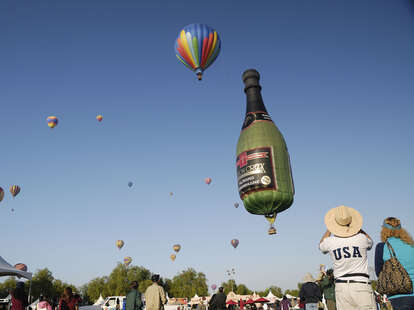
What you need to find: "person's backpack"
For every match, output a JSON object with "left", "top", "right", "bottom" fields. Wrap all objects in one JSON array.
[{"left": 377, "top": 240, "right": 413, "bottom": 295}]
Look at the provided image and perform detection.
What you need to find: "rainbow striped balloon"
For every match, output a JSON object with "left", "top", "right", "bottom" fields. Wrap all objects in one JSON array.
[
  {"left": 123, "top": 256, "right": 132, "bottom": 267},
  {"left": 175, "top": 24, "right": 221, "bottom": 80}
]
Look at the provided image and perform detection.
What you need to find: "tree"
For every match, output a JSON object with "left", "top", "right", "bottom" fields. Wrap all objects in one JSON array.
[
  {"left": 31, "top": 268, "right": 55, "bottom": 299},
  {"left": 221, "top": 280, "right": 237, "bottom": 294},
  {"left": 85, "top": 277, "right": 108, "bottom": 302},
  {"left": 235, "top": 284, "right": 252, "bottom": 295},
  {"left": 169, "top": 268, "right": 208, "bottom": 298},
  {"left": 284, "top": 289, "right": 299, "bottom": 297},
  {"left": 0, "top": 277, "right": 17, "bottom": 298}
]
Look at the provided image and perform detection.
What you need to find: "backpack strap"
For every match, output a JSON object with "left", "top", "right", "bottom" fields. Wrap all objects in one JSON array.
[{"left": 385, "top": 240, "right": 397, "bottom": 258}]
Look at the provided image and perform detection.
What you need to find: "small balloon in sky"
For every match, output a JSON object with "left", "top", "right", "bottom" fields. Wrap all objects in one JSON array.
[
  {"left": 123, "top": 256, "right": 132, "bottom": 266},
  {"left": 170, "top": 254, "right": 176, "bottom": 262},
  {"left": 231, "top": 239, "right": 239, "bottom": 249},
  {"left": 173, "top": 244, "right": 181, "bottom": 253},
  {"left": 169, "top": 192, "right": 173, "bottom": 196},
  {"left": 10, "top": 185, "right": 21, "bottom": 197},
  {"left": 0, "top": 187, "right": 4, "bottom": 202},
  {"left": 211, "top": 284, "right": 217, "bottom": 290},
  {"left": 47, "top": 116, "right": 58, "bottom": 128},
  {"left": 128, "top": 182, "right": 133, "bottom": 188},
  {"left": 116, "top": 240, "right": 124, "bottom": 250},
  {"left": 205, "top": 177, "right": 212, "bottom": 185},
  {"left": 234, "top": 202, "right": 239, "bottom": 208},
  {"left": 96, "top": 115, "right": 103, "bottom": 122}
]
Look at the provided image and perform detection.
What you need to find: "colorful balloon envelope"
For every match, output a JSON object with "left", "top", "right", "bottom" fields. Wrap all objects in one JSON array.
[
  {"left": 231, "top": 239, "right": 239, "bottom": 249},
  {"left": 96, "top": 115, "right": 103, "bottom": 122},
  {"left": 14, "top": 263, "right": 27, "bottom": 272},
  {"left": 116, "top": 240, "right": 124, "bottom": 250},
  {"left": 173, "top": 244, "right": 181, "bottom": 253},
  {"left": 0, "top": 187, "right": 4, "bottom": 202},
  {"left": 211, "top": 284, "right": 217, "bottom": 290},
  {"left": 123, "top": 256, "right": 132, "bottom": 266},
  {"left": 170, "top": 254, "right": 176, "bottom": 262},
  {"left": 175, "top": 23, "right": 221, "bottom": 80},
  {"left": 169, "top": 192, "right": 174, "bottom": 196},
  {"left": 47, "top": 116, "right": 58, "bottom": 128},
  {"left": 10, "top": 185, "right": 21, "bottom": 197},
  {"left": 205, "top": 178, "right": 212, "bottom": 185}
]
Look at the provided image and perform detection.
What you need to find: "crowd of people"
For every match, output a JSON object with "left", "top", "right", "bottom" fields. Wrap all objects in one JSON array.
[{"left": 6, "top": 206, "right": 414, "bottom": 310}]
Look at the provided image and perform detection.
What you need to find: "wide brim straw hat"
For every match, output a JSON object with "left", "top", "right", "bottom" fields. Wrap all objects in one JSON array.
[
  {"left": 302, "top": 273, "right": 315, "bottom": 283},
  {"left": 324, "top": 205, "right": 363, "bottom": 237}
]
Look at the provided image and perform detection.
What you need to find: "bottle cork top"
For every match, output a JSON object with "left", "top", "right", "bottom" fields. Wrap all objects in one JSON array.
[{"left": 242, "top": 69, "right": 261, "bottom": 92}]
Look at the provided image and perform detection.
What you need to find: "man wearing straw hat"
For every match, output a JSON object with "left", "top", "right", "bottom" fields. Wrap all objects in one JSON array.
[{"left": 319, "top": 205, "right": 376, "bottom": 310}]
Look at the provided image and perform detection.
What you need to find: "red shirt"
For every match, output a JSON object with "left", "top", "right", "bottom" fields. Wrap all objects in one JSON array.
[
  {"left": 59, "top": 296, "right": 78, "bottom": 310},
  {"left": 11, "top": 294, "right": 27, "bottom": 310}
]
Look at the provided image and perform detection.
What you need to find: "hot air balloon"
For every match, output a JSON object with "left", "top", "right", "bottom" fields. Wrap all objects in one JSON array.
[
  {"left": 173, "top": 244, "right": 181, "bottom": 253},
  {"left": 170, "top": 254, "right": 176, "bottom": 262},
  {"left": 231, "top": 239, "right": 239, "bottom": 249},
  {"left": 128, "top": 182, "right": 133, "bottom": 188},
  {"left": 116, "top": 240, "right": 124, "bottom": 250},
  {"left": 47, "top": 116, "right": 58, "bottom": 128},
  {"left": 175, "top": 24, "right": 221, "bottom": 81},
  {"left": 11, "top": 208, "right": 14, "bottom": 213},
  {"left": 234, "top": 202, "right": 239, "bottom": 208},
  {"left": 123, "top": 256, "right": 132, "bottom": 267},
  {"left": 211, "top": 284, "right": 217, "bottom": 290},
  {"left": 10, "top": 185, "right": 21, "bottom": 197},
  {"left": 169, "top": 192, "right": 174, "bottom": 196},
  {"left": 96, "top": 115, "right": 103, "bottom": 122},
  {"left": 205, "top": 178, "right": 212, "bottom": 185},
  {"left": 0, "top": 187, "right": 4, "bottom": 202},
  {"left": 14, "top": 263, "right": 27, "bottom": 272}
]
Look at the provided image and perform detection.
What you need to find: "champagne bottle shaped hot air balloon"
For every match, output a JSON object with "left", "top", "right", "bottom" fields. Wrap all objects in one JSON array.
[{"left": 236, "top": 69, "right": 294, "bottom": 235}]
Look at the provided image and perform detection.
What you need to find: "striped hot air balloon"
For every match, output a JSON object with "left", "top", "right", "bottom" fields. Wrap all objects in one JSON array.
[
  {"left": 10, "top": 185, "right": 21, "bottom": 197},
  {"left": 0, "top": 187, "right": 4, "bottom": 202},
  {"left": 123, "top": 256, "right": 132, "bottom": 267},
  {"left": 175, "top": 24, "right": 221, "bottom": 80},
  {"left": 116, "top": 240, "right": 124, "bottom": 250},
  {"left": 96, "top": 115, "right": 103, "bottom": 122},
  {"left": 205, "top": 178, "right": 212, "bottom": 185},
  {"left": 47, "top": 116, "right": 58, "bottom": 128},
  {"left": 173, "top": 244, "right": 181, "bottom": 253},
  {"left": 231, "top": 239, "right": 239, "bottom": 249}
]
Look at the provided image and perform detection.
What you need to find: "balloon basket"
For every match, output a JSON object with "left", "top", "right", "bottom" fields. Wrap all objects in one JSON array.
[{"left": 268, "top": 226, "right": 277, "bottom": 235}]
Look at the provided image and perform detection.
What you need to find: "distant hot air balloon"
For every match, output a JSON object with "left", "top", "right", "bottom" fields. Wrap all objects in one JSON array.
[
  {"left": 211, "top": 284, "right": 217, "bottom": 290},
  {"left": 11, "top": 208, "right": 14, "bottom": 213},
  {"left": 169, "top": 192, "right": 174, "bottom": 196},
  {"left": 123, "top": 256, "right": 132, "bottom": 267},
  {"left": 10, "top": 185, "right": 21, "bottom": 197},
  {"left": 14, "top": 263, "right": 27, "bottom": 272},
  {"left": 175, "top": 24, "right": 221, "bottom": 81},
  {"left": 234, "top": 202, "right": 239, "bottom": 208},
  {"left": 170, "top": 254, "right": 176, "bottom": 262},
  {"left": 173, "top": 244, "right": 181, "bottom": 253},
  {"left": 205, "top": 178, "right": 212, "bottom": 185},
  {"left": 116, "top": 240, "right": 124, "bottom": 250},
  {"left": 231, "top": 239, "right": 239, "bottom": 249},
  {"left": 96, "top": 115, "right": 103, "bottom": 122},
  {"left": 0, "top": 187, "right": 4, "bottom": 202},
  {"left": 47, "top": 116, "right": 58, "bottom": 128},
  {"left": 128, "top": 182, "right": 133, "bottom": 188}
]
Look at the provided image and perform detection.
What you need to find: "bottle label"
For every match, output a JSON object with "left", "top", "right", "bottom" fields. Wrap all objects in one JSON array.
[
  {"left": 236, "top": 147, "right": 277, "bottom": 198},
  {"left": 242, "top": 112, "right": 273, "bottom": 130}
]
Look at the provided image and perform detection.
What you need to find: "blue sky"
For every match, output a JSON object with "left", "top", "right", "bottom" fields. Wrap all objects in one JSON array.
[{"left": 1, "top": 0, "right": 414, "bottom": 292}]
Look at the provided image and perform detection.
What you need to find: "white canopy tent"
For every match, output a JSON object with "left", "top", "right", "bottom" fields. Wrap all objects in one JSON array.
[{"left": 93, "top": 295, "right": 105, "bottom": 306}]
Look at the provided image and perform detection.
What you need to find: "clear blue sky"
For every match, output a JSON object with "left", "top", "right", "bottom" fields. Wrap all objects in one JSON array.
[{"left": 1, "top": 0, "right": 414, "bottom": 293}]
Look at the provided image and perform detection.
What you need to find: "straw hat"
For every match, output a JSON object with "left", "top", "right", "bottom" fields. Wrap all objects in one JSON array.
[
  {"left": 302, "top": 273, "right": 315, "bottom": 283},
  {"left": 324, "top": 205, "right": 362, "bottom": 237}
]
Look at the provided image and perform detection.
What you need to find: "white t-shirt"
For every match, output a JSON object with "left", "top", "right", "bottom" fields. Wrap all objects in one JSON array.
[{"left": 319, "top": 233, "right": 373, "bottom": 281}]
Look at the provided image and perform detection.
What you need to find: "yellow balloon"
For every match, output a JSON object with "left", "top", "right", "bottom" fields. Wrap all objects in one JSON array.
[{"left": 170, "top": 254, "right": 176, "bottom": 262}]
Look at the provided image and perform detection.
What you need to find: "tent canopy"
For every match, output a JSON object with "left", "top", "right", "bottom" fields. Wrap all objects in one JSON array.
[
  {"left": 93, "top": 295, "right": 105, "bottom": 306},
  {"left": 0, "top": 256, "right": 32, "bottom": 280}
]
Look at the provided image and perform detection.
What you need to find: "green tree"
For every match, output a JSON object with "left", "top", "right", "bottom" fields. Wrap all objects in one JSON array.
[
  {"left": 169, "top": 268, "right": 208, "bottom": 298},
  {"left": 235, "top": 284, "right": 252, "bottom": 295},
  {"left": 31, "top": 268, "right": 55, "bottom": 299},
  {"left": 371, "top": 280, "right": 377, "bottom": 292},
  {"left": 0, "top": 277, "right": 17, "bottom": 298},
  {"left": 85, "top": 277, "right": 108, "bottom": 302},
  {"left": 220, "top": 280, "right": 237, "bottom": 294},
  {"left": 284, "top": 289, "right": 299, "bottom": 297}
]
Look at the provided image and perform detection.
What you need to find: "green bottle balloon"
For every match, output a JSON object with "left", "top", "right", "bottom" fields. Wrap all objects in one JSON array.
[{"left": 236, "top": 69, "right": 294, "bottom": 235}]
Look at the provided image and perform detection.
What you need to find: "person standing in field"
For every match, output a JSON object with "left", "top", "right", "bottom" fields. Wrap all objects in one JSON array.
[
  {"left": 145, "top": 275, "right": 167, "bottom": 310},
  {"left": 126, "top": 281, "right": 143, "bottom": 310}
]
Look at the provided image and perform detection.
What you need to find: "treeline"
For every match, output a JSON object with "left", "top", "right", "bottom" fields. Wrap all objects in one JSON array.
[{"left": 0, "top": 263, "right": 301, "bottom": 304}]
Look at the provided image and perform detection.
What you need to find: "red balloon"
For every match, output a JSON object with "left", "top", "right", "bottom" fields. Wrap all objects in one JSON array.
[{"left": 205, "top": 177, "right": 212, "bottom": 185}]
